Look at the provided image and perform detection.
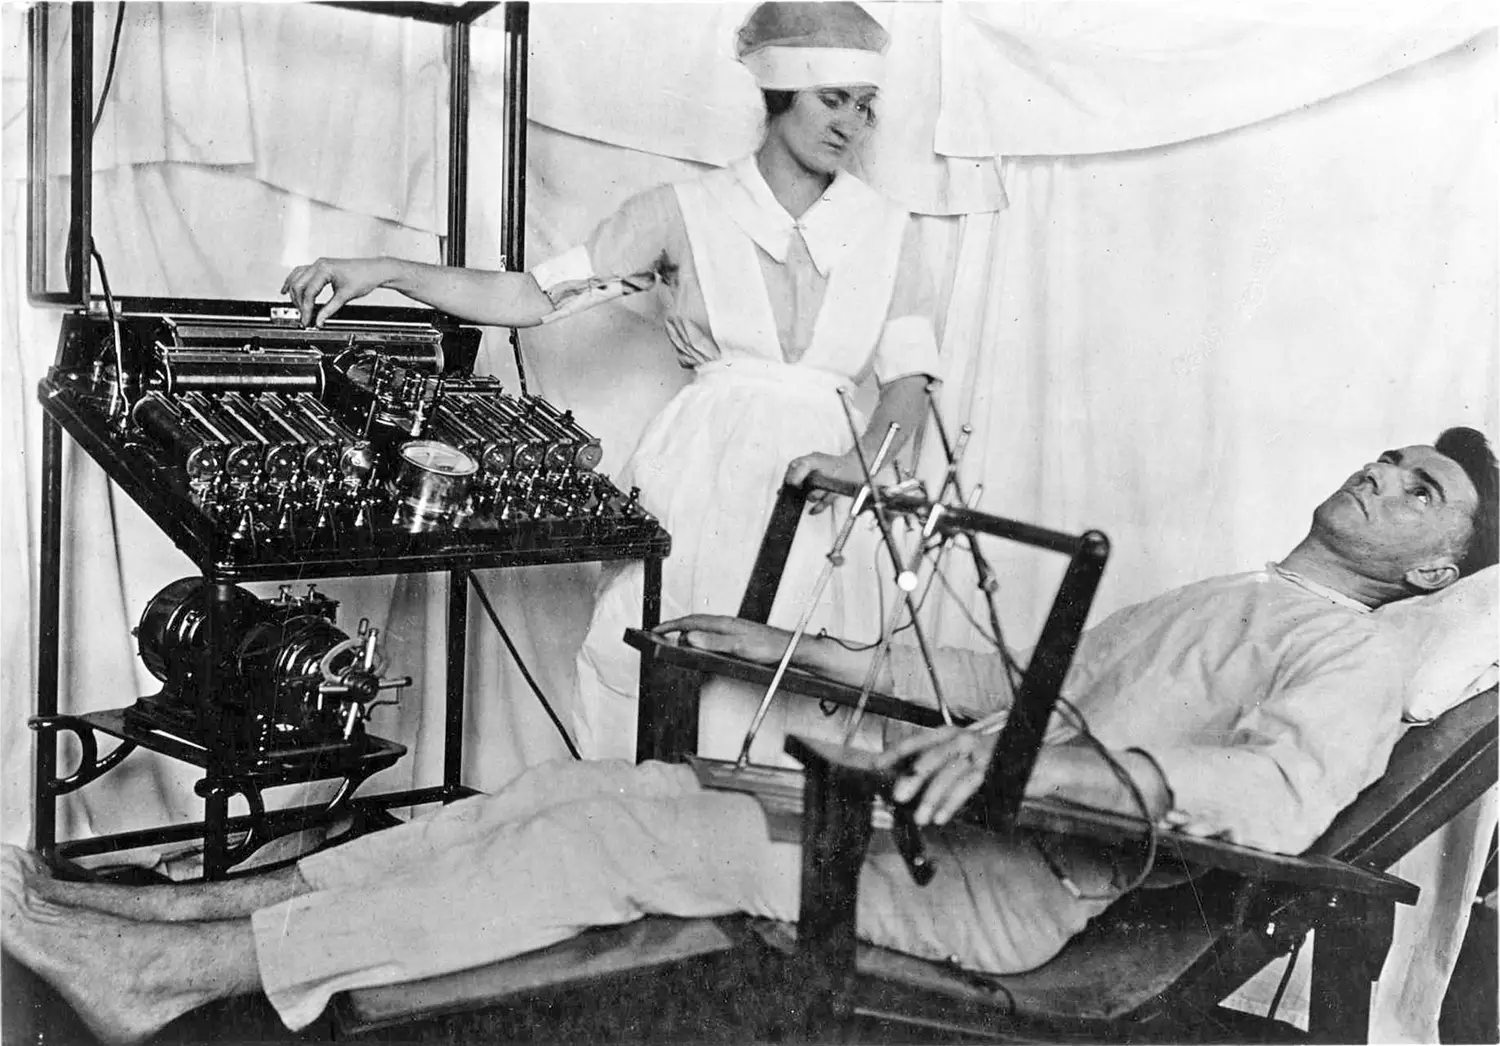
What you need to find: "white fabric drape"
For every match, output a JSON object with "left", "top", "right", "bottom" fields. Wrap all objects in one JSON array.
[
  {"left": 935, "top": 1, "right": 1490, "bottom": 158},
  {"left": 528, "top": 1, "right": 1492, "bottom": 216},
  {"left": 921, "top": 30, "right": 1498, "bottom": 642},
  {"left": 2, "top": 4, "right": 1496, "bottom": 1039}
]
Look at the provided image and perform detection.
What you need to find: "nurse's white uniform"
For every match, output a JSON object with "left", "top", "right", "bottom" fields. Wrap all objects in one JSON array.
[{"left": 532, "top": 157, "right": 941, "bottom": 763}]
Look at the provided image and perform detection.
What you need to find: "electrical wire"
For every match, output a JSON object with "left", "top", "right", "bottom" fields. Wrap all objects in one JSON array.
[
  {"left": 66, "top": 2, "right": 128, "bottom": 305},
  {"left": 91, "top": 243, "right": 128, "bottom": 413},
  {"left": 467, "top": 570, "right": 581, "bottom": 760},
  {"left": 929, "top": 556, "right": 1001, "bottom": 650},
  {"left": 960, "top": 533, "right": 1027, "bottom": 689},
  {"left": 92, "top": 2, "right": 128, "bottom": 137},
  {"left": 821, "top": 525, "right": 951, "bottom": 719},
  {"left": 1265, "top": 933, "right": 1305, "bottom": 1024},
  {"left": 1043, "top": 693, "right": 1161, "bottom": 898}
]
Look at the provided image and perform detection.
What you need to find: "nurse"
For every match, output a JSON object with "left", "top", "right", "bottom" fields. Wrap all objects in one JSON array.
[{"left": 281, "top": 2, "right": 943, "bottom": 762}]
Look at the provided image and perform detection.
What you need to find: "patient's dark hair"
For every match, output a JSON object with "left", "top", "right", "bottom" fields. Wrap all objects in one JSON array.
[
  {"left": 762, "top": 89, "right": 796, "bottom": 117},
  {"left": 1435, "top": 427, "right": 1498, "bottom": 576}
]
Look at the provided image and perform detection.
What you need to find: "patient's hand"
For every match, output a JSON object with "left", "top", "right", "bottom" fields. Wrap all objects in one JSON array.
[
  {"left": 884, "top": 728, "right": 998, "bottom": 826},
  {"left": 654, "top": 616, "right": 793, "bottom": 665}
]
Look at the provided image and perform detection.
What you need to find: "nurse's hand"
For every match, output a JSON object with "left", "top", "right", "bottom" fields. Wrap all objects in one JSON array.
[
  {"left": 785, "top": 451, "right": 865, "bottom": 515},
  {"left": 654, "top": 615, "right": 792, "bottom": 664},
  {"left": 281, "top": 257, "right": 396, "bottom": 327}
]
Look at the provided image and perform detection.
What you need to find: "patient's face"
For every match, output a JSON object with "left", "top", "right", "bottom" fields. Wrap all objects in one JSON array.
[{"left": 1314, "top": 444, "right": 1479, "bottom": 580}]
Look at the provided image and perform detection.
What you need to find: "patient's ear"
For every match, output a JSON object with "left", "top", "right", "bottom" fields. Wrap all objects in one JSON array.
[{"left": 1404, "top": 559, "right": 1460, "bottom": 594}]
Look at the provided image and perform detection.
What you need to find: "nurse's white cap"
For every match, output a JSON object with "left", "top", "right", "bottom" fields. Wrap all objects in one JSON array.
[{"left": 736, "top": 2, "right": 889, "bottom": 91}]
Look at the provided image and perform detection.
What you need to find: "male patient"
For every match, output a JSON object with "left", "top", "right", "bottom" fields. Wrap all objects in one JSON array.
[{"left": 4, "top": 428, "right": 1495, "bottom": 1044}]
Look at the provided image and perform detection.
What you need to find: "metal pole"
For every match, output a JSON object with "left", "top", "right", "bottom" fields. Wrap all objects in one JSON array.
[
  {"left": 34, "top": 414, "right": 64, "bottom": 853},
  {"left": 445, "top": 19, "right": 471, "bottom": 267},
  {"left": 503, "top": 2, "right": 530, "bottom": 391},
  {"left": 68, "top": 2, "right": 93, "bottom": 304},
  {"left": 502, "top": 2, "right": 528, "bottom": 272},
  {"left": 445, "top": 569, "right": 469, "bottom": 794},
  {"left": 27, "top": 5, "right": 48, "bottom": 300}
]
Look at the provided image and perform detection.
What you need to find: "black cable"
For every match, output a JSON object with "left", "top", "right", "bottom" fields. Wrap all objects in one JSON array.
[
  {"left": 467, "top": 571, "right": 581, "bottom": 760},
  {"left": 1046, "top": 694, "right": 1160, "bottom": 899},
  {"left": 92, "top": 2, "right": 128, "bottom": 137},
  {"left": 1266, "top": 933, "right": 1305, "bottom": 1024},
  {"left": 67, "top": 3, "right": 128, "bottom": 296},
  {"left": 930, "top": 557, "right": 1001, "bottom": 650},
  {"left": 90, "top": 242, "right": 117, "bottom": 317}
]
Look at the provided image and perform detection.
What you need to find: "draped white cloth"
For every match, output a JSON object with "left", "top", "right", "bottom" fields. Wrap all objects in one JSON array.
[{"left": 2, "top": 3, "right": 1495, "bottom": 1039}]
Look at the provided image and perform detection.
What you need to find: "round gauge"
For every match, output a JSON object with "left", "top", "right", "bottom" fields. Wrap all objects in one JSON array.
[{"left": 399, "top": 440, "right": 478, "bottom": 476}]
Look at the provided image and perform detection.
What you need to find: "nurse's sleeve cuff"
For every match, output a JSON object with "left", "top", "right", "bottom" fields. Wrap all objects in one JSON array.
[
  {"left": 529, "top": 245, "right": 594, "bottom": 295},
  {"left": 873, "top": 315, "right": 942, "bottom": 385}
]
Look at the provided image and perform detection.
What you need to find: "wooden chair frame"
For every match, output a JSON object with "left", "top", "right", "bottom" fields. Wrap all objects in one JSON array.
[
  {"left": 627, "top": 479, "right": 1494, "bottom": 1043},
  {"left": 331, "top": 479, "right": 1496, "bottom": 1045}
]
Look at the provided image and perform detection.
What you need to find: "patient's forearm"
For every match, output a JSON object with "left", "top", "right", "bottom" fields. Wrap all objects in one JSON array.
[
  {"left": 884, "top": 644, "right": 1014, "bottom": 721},
  {"left": 1026, "top": 744, "right": 1173, "bottom": 820},
  {"left": 786, "top": 634, "right": 892, "bottom": 691}
]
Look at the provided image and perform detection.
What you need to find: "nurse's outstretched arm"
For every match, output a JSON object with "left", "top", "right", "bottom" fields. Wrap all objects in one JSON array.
[{"left": 282, "top": 257, "right": 555, "bottom": 329}]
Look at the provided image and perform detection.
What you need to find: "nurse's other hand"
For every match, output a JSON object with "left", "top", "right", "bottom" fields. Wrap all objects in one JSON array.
[
  {"left": 654, "top": 615, "right": 792, "bottom": 665},
  {"left": 281, "top": 257, "right": 394, "bottom": 327},
  {"left": 785, "top": 452, "right": 863, "bottom": 514}
]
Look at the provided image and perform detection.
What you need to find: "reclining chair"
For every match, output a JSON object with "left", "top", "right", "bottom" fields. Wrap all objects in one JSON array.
[{"left": 326, "top": 481, "right": 1496, "bottom": 1046}]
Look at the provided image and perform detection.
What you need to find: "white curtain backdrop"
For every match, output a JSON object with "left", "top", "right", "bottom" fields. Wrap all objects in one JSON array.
[{"left": 2, "top": 3, "right": 1495, "bottom": 1039}]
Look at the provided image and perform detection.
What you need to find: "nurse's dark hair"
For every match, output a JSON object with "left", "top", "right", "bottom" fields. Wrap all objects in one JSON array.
[
  {"left": 762, "top": 89, "right": 795, "bottom": 117},
  {"left": 1435, "top": 426, "right": 1498, "bottom": 576}
]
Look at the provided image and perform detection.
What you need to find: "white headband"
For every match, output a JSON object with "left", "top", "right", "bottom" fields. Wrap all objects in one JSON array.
[{"left": 740, "top": 46, "right": 886, "bottom": 90}]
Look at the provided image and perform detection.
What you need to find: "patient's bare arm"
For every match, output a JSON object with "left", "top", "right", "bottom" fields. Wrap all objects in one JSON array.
[{"left": 654, "top": 615, "right": 885, "bottom": 689}]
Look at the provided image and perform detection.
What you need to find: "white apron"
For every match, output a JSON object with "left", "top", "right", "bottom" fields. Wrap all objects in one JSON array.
[{"left": 571, "top": 166, "right": 911, "bottom": 764}]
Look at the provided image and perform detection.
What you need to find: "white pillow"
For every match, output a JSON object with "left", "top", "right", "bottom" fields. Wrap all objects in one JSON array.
[{"left": 1374, "top": 565, "right": 1499, "bottom": 723}]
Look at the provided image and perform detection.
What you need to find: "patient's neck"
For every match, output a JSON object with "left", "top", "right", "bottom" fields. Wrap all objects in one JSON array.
[{"left": 1278, "top": 539, "right": 1402, "bottom": 609}]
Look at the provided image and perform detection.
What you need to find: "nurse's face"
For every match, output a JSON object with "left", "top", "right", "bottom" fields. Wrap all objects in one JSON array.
[{"left": 770, "top": 85, "right": 878, "bottom": 177}]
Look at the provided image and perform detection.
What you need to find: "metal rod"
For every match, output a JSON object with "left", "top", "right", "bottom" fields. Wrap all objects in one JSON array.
[
  {"left": 201, "top": 579, "right": 239, "bottom": 879},
  {"left": 502, "top": 2, "right": 529, "bottom": 271},
  {"left": 445, "top": 19, "right": 470, "bottom": 268},
  {"left": 26, "top": 5, "right": 48, "bottom": 302},
  {"left": 801, "top": 472, "right": 1081, "bottom": 556},
  {"left": 837, "top": 391, "right": 952, "bottom": 724},
  {"left": 845, "top": 496, "right": 975, "bottom": 741},
  {"left": 34, "top": 414, "right": 64, "bottom": 854},
  {"left": 445, "top": 569, "right": 469, "bottom": 794},
  {"left": 503, "top": 2, "right": 531, "bottom": 392},
  {"left": 68, "top": 2, "right": 93, "bottom": 304},
  {"left": 734, "top": 427, "right": 901, "bottom": 767}
]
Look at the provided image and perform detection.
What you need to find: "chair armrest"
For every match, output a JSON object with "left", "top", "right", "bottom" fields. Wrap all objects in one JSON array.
[
  {"left": 783, "top": 735, "right": 890, "bottom": 977},
  {"left": 1016, "top": 798, "right": 1417, "bottom": 903},
  {"left": 784, "top": 735, "right": 1417, "bottom": 906}
]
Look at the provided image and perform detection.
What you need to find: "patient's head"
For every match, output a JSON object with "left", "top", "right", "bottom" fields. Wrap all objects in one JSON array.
[
  {"left": 1305, "top": 427, "right": 1495, "bottom": 604},
  {"left": 1434, "top": 426, "right": 1499, "bottom": 577}
]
